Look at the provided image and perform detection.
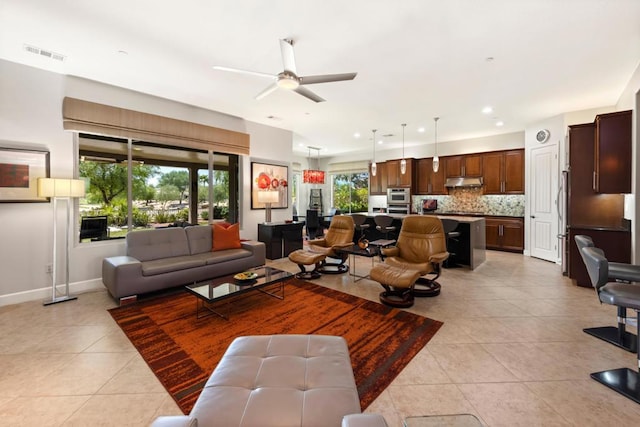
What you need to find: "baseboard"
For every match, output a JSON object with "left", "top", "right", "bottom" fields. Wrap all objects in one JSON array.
[{"left": 0, "top": 278, "right": 105, "bottom": 307}]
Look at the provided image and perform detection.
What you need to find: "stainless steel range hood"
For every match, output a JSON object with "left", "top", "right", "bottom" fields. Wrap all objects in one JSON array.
[{"left": 444, "top": 177, "right": 484, "bottom": 188}]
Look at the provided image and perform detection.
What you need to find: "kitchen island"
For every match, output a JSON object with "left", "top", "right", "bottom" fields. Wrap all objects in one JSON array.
[{"left": 355, "top": 213, "right": 486, "bottom": 270}]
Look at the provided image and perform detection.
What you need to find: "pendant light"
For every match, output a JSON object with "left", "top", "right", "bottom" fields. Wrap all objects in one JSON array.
[
  {"left": 400, "top": 123, "right": 407, "bottom": 175},
  {"left": 371, "top": 129, "right": 377, "bottom": 176},
  {"left": 303, "top": 146, "right": 325, "bottom": 184},
  {"left": 432, "top": 117, "right": 440, "bottom": 173}
]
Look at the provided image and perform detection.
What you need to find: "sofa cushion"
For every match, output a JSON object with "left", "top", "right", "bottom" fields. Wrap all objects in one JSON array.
[
  {"left": 190, "top": 335, "right": 361, "bottom": 427},
  {"left": 204, "top": 248, "right": 252, "bottom": 265},
  {"left": 141, "top": 255, "right": 206, "bottom": 276},
  {"left": 127, "top": 227, "right": 190, "bottom": 262},
  {"left": 185, "top": 225, "right": 213, "bottom": 255},
  {"left": 212, "top": 222, "right": 241, "bottom": 251}
]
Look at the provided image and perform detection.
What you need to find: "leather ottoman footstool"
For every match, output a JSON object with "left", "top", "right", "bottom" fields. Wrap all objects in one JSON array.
[
  {"left": 370, "top": 263, "right": 421, "bottom": 308},
  {"left": 288, "top": 249, "right": 327, "bottom": 279},
  {"left": 151, "top": 335, "right": 389, "bottom": 427}
]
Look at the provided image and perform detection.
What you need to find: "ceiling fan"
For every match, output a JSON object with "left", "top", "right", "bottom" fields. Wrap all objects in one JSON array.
[{"left": 213, "top": 39, "right": 357, "bottom": 103}]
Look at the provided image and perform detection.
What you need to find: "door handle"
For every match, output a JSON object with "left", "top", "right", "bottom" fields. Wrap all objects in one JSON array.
[{"left": 531, "top": 215, "right": 536, "bottom": 218}]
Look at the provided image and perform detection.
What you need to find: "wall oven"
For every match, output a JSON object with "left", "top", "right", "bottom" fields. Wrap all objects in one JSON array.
[{"left": 387, "top": 188, "right": 411, "bottom": 204}]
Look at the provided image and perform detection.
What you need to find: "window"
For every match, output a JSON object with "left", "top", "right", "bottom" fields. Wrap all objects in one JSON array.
[
  {"left": 291, "top": 172, "right": 300, "bottom": 218},
  {"left": 331, "top": 171, "right": 369, "bottom": 213},
  {"left": 78, "top": 134, "right": 238, "bottom": 241}
]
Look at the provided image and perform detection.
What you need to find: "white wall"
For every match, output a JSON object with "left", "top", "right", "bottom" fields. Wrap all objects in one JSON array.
[
  {"left": 0, "top": 59, "right": 293, "bottom": 305},
  {"left": 616, "top": 61, "right": 640, "bottom": 262}
]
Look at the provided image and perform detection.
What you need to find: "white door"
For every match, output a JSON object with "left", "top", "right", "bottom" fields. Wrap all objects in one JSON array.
[{"left": 530, "top": 144, "right": 559, "bottom": 262}]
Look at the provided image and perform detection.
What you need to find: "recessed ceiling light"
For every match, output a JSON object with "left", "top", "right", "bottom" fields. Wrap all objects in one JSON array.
[
  {"left": 482, "top": 106, "right": 493, "bottom": 114},
  {"left": 417, "top": 127, "right": 425, "bottom": 133},
  {"left": 298, "top": 143, "right": 304, "bottom": 147},
  {"left": 353, "top": 132, "right": 360, "bottom": 138},
  {"left": 496, "top": 121, "right": 504, "bottom": 127},
  {"left": 378, "top": 140, "right": 383, "bottom": 145}
]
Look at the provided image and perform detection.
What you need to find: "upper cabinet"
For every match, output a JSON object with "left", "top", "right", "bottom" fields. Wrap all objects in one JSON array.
[
  {"left": 416, "top": 158, "right": 447, "bottom": 195},
  {"left": 593, "top": 110, "right": 631, "bottom": 194},
  {"left": 444, "top": 154, "right": 483, "bottom": 178},
  {"left": 369, "top": 161, "right": 388, "bottom": 195},
  {"left": 482, "top": 149, "right": 524, "bottom": 194},
  {"left": 386, "top": 159, "right": 415, "bottom": 189}
]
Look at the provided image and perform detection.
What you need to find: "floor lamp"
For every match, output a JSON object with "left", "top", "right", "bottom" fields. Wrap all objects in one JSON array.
[
  {"left": 38, "top": 178, "right": 86, "bottom": 306},
  {"left": 258, "top": 190, "right": 279, "bottom": 223}
]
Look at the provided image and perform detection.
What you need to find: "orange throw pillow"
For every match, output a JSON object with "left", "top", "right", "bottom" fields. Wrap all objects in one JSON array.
[{"left": 212, "top": 222, "right": 242, "bottom": 251}]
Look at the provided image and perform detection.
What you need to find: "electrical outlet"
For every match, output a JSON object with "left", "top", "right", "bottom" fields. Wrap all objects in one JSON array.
[{"left": 45, "top": 264, "right": 53, "bottom": 274}]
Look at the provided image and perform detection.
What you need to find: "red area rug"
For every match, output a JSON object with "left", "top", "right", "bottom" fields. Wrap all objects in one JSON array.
[{"left": 109, "top": 279, "right": 442, "bottom": 413}]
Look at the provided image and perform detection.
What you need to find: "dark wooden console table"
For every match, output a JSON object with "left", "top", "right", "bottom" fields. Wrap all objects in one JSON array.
[{"left": 258, "top": 222, "right": 305, "bottom": 260}]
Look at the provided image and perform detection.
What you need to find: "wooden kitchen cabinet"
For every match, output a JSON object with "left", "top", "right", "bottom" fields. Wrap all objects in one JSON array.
[
  {"left": 416, "top": 158, "right": 446, "bottom": 195},
  {"left": 485, "top": 216, "right": 524, "bottom": 253},
  {"left": 445, "top": 154, "right": 482, "bottom": 178},
  {"left": 369, "top": 162, "right": 387, "bottom": 195},
  {"left": 386, "top": 159, "right": 414, "bottom": 189},
  {"left": 482, "top": 149, "right": 524, "bottom": 194},
  {"left": 594, "top": 110, "right": 631, "bottom": 194}
]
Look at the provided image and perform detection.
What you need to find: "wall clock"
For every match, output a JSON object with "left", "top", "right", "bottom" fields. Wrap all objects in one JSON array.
[{"left": 536, "top": 129, "right": 550, "bottom": 143}]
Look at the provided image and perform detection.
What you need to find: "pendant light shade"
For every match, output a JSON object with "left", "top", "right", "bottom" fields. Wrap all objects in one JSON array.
[
  {"left": 303, "top": 146, "right": 325, "bottom": 184},
  {"left": 371, "top": 129, "right": 377, "bottom": 176},
  {"left": 432, "top": 117, "right": 440, "bottom": 173},
  {"left": 400, "top": 123, "right": 407, "bottom": 175}
]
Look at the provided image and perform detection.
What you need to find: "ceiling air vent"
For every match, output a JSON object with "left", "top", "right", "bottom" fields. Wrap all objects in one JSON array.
[{"left": 23, "top": 44, "right": 66, "bottom": 62}]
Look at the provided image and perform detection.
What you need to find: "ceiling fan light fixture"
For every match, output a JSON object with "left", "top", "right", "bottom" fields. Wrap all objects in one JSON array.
[{"left": 277, "top": 74, "right": 300, "bottom": 90}]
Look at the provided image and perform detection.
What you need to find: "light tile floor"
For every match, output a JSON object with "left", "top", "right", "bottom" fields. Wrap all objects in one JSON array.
[{"left": 1, "top": 251, "right": 639, "bottom": 426}]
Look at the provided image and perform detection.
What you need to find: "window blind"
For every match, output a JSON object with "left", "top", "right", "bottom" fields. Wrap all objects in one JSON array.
[
  {"left": 327, "top": 161, "right": 369, "bottom": 174},
  {"left": 62, "top": 97, "right": 250, "bottom": 156}
]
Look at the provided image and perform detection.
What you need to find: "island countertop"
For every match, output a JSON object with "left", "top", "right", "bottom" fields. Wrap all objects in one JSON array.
[{"left": 366, "top": 213, "right": 486, "bottom": 223}]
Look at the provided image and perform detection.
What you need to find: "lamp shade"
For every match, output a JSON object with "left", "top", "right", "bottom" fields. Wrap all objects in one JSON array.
[
  {"left": 38, "top": 178, "right": 86, "bottom": 198},
  {"left": 257, "top": 190, "right": 279, "bottom": 204}
]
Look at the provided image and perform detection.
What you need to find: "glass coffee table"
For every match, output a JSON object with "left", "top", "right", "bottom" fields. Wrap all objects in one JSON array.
[{"left": 185, "top": 266, "right": 292, "bottom": 320}]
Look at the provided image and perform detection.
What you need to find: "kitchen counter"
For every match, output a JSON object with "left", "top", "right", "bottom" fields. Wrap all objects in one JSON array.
[{"left": 356, "top": 214, "right": 486, "bottom": 270}]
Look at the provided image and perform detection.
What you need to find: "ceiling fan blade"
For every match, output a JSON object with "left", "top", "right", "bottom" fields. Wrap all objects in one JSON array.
[
  {"left": 280, "top": 39, "right": 297, "bottom": 74},
  {"left": 294, "top": 86, "right": 325, "bottom": 103},
  {"left": 299, "top": 72, "right": 357, "bottom": 85},
  {"left": 213, "top": 65, "right": 275, "bottom": 79},
  {"left": 255, "top": 82, "right": 279, "bottom": 100}
]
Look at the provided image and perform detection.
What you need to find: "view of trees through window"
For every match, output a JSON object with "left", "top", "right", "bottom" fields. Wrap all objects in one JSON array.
[
  {"left": 331, "top": 172, "right": 369, "bottom": 213},
  {"left": 78, "top": 135, "right": 237, "bottom": 241}
]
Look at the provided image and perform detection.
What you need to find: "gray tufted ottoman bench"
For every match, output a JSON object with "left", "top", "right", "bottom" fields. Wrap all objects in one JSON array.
[{"left": 151, "top": 335, "right": 387, "bottom": 427}]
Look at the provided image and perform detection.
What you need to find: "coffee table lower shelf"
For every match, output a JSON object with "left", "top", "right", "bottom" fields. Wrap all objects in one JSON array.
[{"left": 185, "top": 266, "right": 292, "bottom": 320}]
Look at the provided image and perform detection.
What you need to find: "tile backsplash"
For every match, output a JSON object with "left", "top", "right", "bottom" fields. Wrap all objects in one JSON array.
[{"left": 412, "top": 187, "right": 525, "bottom": 217}]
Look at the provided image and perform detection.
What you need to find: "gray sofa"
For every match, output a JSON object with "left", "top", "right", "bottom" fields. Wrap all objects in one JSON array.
[
  {"left": 102, "top": 225, "right": 266, "bottom": 301},
  {"left": 151, "top": 335, "right": 388, "bottom": 427}
]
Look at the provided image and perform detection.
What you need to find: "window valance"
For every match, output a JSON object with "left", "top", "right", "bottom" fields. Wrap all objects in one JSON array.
[{"left": 62, "top": 97, "right": 250, "bottom": 155}]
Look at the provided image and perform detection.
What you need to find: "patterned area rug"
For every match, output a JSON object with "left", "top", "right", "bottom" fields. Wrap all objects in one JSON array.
[{"left": 109, "top": 279, "right": 442, "bottom": 413}]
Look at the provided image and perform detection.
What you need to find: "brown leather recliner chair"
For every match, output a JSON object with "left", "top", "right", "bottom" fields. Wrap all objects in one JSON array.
[
  {"left": 308, "top": 215, "right": 355, "bottom": 274},
  {"left": 381, "top": 215, "right": 449, "bottom": 297}
]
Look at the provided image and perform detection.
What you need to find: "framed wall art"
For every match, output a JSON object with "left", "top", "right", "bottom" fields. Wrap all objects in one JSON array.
[
  {"left": 251, "top": 161, "right": 288, "bottom": 209},
  {"left": 0, "top": 147, "right": 50, "bottom": 202}
]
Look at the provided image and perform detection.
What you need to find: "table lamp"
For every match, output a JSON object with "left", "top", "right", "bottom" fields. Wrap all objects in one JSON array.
[
  {"left": 257, "top": 190, "right": 279, "bottom": 223},
  {"left": 38, "top": 177, "right": 86, "bottom": 305}
]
